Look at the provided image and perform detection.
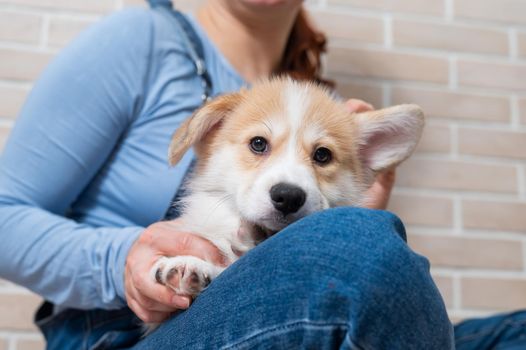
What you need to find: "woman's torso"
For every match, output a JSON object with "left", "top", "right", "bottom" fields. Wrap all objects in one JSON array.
[{"left": 66, "top": 7, "right": 245, "bottom": 228}]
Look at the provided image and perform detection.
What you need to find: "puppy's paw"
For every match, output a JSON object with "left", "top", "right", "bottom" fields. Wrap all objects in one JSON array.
[{"left": 151, "top": 256, "right": 223, "bottom": 297}]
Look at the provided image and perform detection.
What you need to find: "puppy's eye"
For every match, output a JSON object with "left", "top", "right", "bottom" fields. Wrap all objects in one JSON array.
[
  {"left": 313, "top": 147, "right": 332, "bottom": 165},
  {"left": 249, "top": 137, "right": 268, "bottom": 154}
]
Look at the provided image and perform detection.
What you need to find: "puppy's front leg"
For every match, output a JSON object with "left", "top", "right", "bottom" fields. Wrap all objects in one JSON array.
[{"left": 151, "top": 256, "right": 224, "bottom": 297}]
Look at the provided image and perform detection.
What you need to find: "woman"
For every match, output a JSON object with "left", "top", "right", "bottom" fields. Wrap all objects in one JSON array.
[{"left": 0, "top": 0, "right": 454, "bottom": 348}]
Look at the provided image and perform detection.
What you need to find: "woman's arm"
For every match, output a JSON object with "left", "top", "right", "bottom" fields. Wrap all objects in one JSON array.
[{"left": 0, "top": 8, "right": 155, "bottom": 309}]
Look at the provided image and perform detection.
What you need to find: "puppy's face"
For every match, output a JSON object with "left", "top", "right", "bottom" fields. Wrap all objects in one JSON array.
[
  {"left": 169, "top": 78, "right": 424, "bottom": 234},
  {"left": 205, "top": 82, "right": 365, "bottom": 232}
]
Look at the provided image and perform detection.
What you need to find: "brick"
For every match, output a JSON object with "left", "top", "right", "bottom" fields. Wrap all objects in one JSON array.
[
  {"left": 458, "top": 59, "right": 526, "bottom": 91},
  {"left": 450, "top": 314, "right": 475, "bottom": 324},
  {"left": 0, "top": 279, "right": 26, "bottom": 289},
  {"left": 0, "top": 293, "right": 42, "bottom": 331},
  {"left": 175, "top": 0, "right": 204, "bottom": 11},
  {"left": 462, "top": 277, "right": 526, "bottom": 310},
  {"left": 123, "top": 0, "right": 148, "bottom": 6},
  {"left": 0, "top": 85, "right": 28, "bottom": 119},
  {"left": 0, "top": 0, "right": 114, "bottom": 13},
  {"left": 409, "top": 234, "right": 523, "bottom": 270},
  {"left": 0, "top": 49, "right": 52, "bottom": 81},
  {"left": 388, "top": 194, "right": 453, "bottom": 227},
  {"left": 0, "top": 279, "right": 22, "bottom": 288},
  {"left": 455, "top": 0, "right": 526, "bottom": 25},
  {"left": 0, "top": 279, "right": 14, "bottom": 287},
  {"left": 519, "top": 97, "right": 526, "bottom": 125},
  {"left": 463, "top": 200, "right": 526, "bottom": 232},
  {"left": 328, "top": 0, "right": 444, "bottom": 16},
  {"left": 391, "top": 86, "right": 510, "bottom": 122},
  {"left": 519, "top": 31, "right": 526, "bottom": 59},
  {"left": 0, "top": 11, "right": 42, "bottom": 45},
  {"left": 432, "top": 275, "right": 453, "bottom": 308},
  {"left": 16, "top": 337, "right": 45, "bottom": 350},
  {"left": 392, "top": 19, "right": 508, "bottom": 55},
  {"left": 333, "top": 81, "right": 383, "bottom": 109},
  {"left": 48, "top": 17, "right": 94, "bottom": 47},
  {"left": 416, "top": 124, "right": 450, "bottom": 154},
  {"left": 397, "top": 158, "right": 518, "bottom": 193},
  {"left": 312, "top": 10, "right": 383, "bottom": 44},
  {"left": 459, "top": 128, "right": 526, "bottom": 160},
  {"left": 327, "top": 47, "right": 448, "bottom": 83},
  {"left": 0, "top": 127, "right": 12, "bottom": 153}
]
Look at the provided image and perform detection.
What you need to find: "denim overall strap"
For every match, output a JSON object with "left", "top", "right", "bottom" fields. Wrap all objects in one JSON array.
[
  {"left": 149, "top": 0, "right": 213, "bottom": 104},
  {"left": 146, "top": 0, "right": 172, "bottom": 9},
  {"left": 148, "top": 0, "right": 212, "bottom": 220}
]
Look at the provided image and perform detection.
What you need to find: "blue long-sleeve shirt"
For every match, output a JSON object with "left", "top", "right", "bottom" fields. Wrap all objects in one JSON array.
[{"left": 0, "top": 7, "right": 244, "bottom": 309}]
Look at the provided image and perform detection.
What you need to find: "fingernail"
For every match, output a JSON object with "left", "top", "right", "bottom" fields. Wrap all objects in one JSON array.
[{"left": 172, "top": 296, "right": 190, "bottom": 308}]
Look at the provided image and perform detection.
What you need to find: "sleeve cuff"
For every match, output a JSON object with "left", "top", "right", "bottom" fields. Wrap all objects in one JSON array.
[{"left": 111, "top": 226, "right": 143, "bottom": 305}]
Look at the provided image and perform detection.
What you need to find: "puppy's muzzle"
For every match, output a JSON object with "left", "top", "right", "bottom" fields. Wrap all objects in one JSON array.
[{"left": 269, "top": 183, "right": 306, "bottom": 216}]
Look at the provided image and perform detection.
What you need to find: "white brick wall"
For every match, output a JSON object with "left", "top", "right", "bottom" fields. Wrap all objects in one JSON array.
[{"left": 0, "top": 0, "right": 525, "bottom": 348}]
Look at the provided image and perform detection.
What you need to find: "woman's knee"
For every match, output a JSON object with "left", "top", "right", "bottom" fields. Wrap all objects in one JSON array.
[
  {"left": 269, "top": 207, "right": 451, "bottom": 347},
  {"left": 275, "top": 206, "right": 434, "bottom": 291},
  {"left": 269, "top": 207, "right": 410, "bottom": 273},
  {"left": 268, "top": 208, "right": 441, "bottom": 301},
  {"left": 249, "top": 207, "right": 433, "bottom": 309},
  {"left": 283, "top": 207, "right": 407, "bottom": 246},
  {"left": 245, "top": 207, "right": 452, "bottom": 347}
]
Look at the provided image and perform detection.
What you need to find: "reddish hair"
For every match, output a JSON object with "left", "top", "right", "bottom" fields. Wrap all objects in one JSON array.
[{"left": 277, "top": 8, "right": 334, "bottom": 88}]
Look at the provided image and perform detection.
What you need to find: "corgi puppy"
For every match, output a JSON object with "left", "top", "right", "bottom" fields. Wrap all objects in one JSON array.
[{"left": 151, "top": 77, "right": 424, "bottom": 299}]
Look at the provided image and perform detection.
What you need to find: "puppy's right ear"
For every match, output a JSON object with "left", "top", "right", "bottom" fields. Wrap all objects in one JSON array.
[{"left": 168, "top": 93, "right": 243, "bottom": 166}]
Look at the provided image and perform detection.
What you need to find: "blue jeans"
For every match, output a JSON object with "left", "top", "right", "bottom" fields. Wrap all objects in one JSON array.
[
  {"left": 455, "top": 311, "right": 526, "bottom": 349},
  {"left": 37, "top": 208, "right": 454, "bottom": 349}
]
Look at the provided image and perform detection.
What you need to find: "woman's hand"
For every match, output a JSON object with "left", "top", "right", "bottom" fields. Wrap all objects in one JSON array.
[
  {"left": 363, "top": 168, "right": 396, "bottom": 210},
  {"left": 125, "top": 220, "right": 225, "bottom": 323},
  {"left": 345, "top": 98, "right": 395, "bottom": 210}
]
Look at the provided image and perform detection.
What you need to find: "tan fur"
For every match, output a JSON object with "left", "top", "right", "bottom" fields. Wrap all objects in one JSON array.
[{"left": 168, "top": 93, "right": 244, "bottom": 166}]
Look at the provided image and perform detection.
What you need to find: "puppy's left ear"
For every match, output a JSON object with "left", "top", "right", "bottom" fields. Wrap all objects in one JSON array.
[
  {"left": 168, "top": 92, "right": 243, "bottom": 166},
  {"left": 355, "top": 104, "right": 425, "bottom": 173}
]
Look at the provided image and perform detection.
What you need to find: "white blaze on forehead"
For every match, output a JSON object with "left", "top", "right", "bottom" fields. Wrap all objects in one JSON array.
[
  {"left": 260, "top": 81, "right": 323, "bottom": 215},
  {"left": 283, "top": 83, "right": 331, "bottom": 159},
  {"left": 284, "top": 81, "right": 310, "bottom": 134}
]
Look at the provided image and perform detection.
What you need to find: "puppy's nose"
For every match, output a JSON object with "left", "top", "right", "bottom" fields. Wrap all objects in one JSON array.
[{"left": 270, "top": 183, "right": 306, "bottom": 215}]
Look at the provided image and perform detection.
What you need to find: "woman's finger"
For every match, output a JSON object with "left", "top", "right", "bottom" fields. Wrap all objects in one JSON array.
[
  {"left": 345, "top": 98, "right": 374, "bottom": 113},
  {"left": 127, "top": 295, "right": 172, "bottom": 324},
  {"left": 128, "top": 279, "right": 180, "bottom": 313},
  {"left": 363, "top": 169, "right": 396, "bottom": 210},
  {"left": 148, "top": 223, "right": 227, "bottom": 266}
]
